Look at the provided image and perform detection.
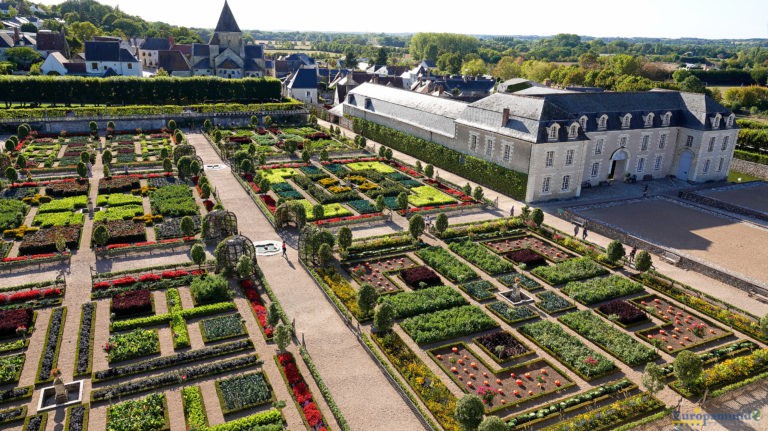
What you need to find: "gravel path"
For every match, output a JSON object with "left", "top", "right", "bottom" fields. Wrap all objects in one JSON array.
[{"left": 188, "top": 133, "right": 429, "bottom": 431}]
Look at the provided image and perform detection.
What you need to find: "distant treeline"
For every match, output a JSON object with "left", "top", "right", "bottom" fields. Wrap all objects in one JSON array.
[
  {"left": 689, "top": 70, "right": 756, "bottom": 86},
  {"left": 0, "top": 77, "right": 282, "bottom": 106}
]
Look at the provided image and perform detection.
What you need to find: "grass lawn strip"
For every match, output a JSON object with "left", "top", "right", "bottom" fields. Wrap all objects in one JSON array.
[
  {"left": 408, "top": 185, "right": 456, "bottom": 207},
  {"left": 345, "top": 161, "right": 395, "bottom": 173}
]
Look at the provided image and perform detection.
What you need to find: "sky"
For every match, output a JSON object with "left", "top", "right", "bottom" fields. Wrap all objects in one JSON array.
[{"left": 35, "top": 0, "right": 768, "bottom": 40}]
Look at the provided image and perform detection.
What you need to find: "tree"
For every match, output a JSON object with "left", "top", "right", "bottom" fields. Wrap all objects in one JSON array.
[
  {"left": 17, "top": 125, "right": 29, "bottom": 138},
  {"left": 319, "top": 149, "right": 329, "bottom": 161},
  {"left": 634, "top": 250, "right": 652, "bottom": 272},
  {"left": 180, "top": 216, "right": 195, "bottom": 237},
  {"left": 680, "top": 75, "right": 706, "bottom": 93},
  {"left": 674, "top": 350, "right": 703, "bottom": 389},
  {"left": 415, "top": 161, "right": 422, "bottom": 173},
  {"left": 236, "top": 255, "right": 255, "bottom": 280},
  {"left": 455, "top": 394, "right": 485, "bottom": 431},
  {"left": 274, "top": 323, "right": 291, "bottom": 351},
  {"left": 264, "top": 116, "right": 272, "bottom": 128},
  {"left": 477, "top": 416, "right": 507, "bottom": 431},
  {"left": 462, "top": 58, "right": 487, "bottom": 77},
  {"left": 203, "top": 119, "right": 212, "bottom": 131},
  {"left": 397, "top": 192, "right": 409, "bottom": 210},
  {"left": 89, "top": 121, "right": 98, "bottom": 134},
  {"left": 240, "top": 158, "right": 254, "bottom": 174},
  {"left": 168, "top": 119, "right": 177, "bottom": 131},
  {"left": 4, "top": 47, "right": 42, "bottom": 70},
  {"left": 80, "top": 151, "right": 90, "bottom": 164},
  {"left": 760, "top": 313, "right": 768, "bottom": 339},
  {"left": 259, "top": 177, "right": 271, "bottom": 194},
  {"left": 301, "top": 149, "right": 311, "bottom": 163},
  {"left": 174, "top": 130, "right": 184, "bottom": 144},
  {"left": 177, "top": 156, "right": 192, "bottom": 179},
  {"left": 374, "top": 47, "right": 388, "bottom": 66},
  {"left": 200, "top": 182, "right": 212, "bottom": 199},
  {"left": 70, "top": 21, "right": 99, "bottom": 43},
  {"left": 102, "top": 164, "right": 111, "bottom": 178},
  {"left": 163, "top": 158, "right": 173, "bottom": 173},
  {"left": 106, "top": 121, "right": 115, "bottom": 131},
  {"left": 378, "top": 145, "right": 387, "bottom": 158},
  {"left": 435, "top": 213, "right": 449, "bottom": 236},
  {"left": 357, "top": 283, "right": 378, "bottom": 315},
  {"left": 337, "top": 227, "right": 352, "bottom": 252},
  {"left": 462, "top": 183, "right": 472, "bottom": 196},
  {"left": 473, "top": 186, "right": 484, "bottom": 202},
  {"left": 493, "top": 56, "right": 523, "bottom": 81},
  {"left": 190, "top": 243, "right": 206, "bottom": 270},
  {"left": 530, "top": 208, "right": 544, "bottom": 227},
  {"left": 409, "top": 214, "right": 425, "bottom": 240},
  {"left": 267, "top": 302, "right": 281, "bottom": 328},
  {"left": 4, "top": 139, "right": 14, "bottom": 153},
  {"left": 100, "top": 150, "right": 113, "bottom": 166},
  {"left": 189, "top": 160, "right": 201, "bottom": 177},
  {"left": 55, "top": 234, "right": 67, "bottom": 253},
  {"left": 160, "top": 147, "right": 170, "bottom": 159},
  {"left": 76, "top": 161, "right": 87, "bottom": 179},
  {"left": 93, "top": 224, "right": 109, "bottom": 247},
  {"left": 318, "top": 243, "right": 334, "bottom": 267},
  {"left": 312, "top": 204, "right": 325, "bottom": 221},
  {"left": 375, "top": 195, "right": 386, "bottom": 212},
  {"left": 258, "top": 153, "right": 267, "bottom": 166},
  {"left": 642, "top": 362, "right": 666, "bottom": 395},
  {"left": 5, "top": 167, "right": 17, "bottom": 185},
  {"left": 424, "top": 164, "right": 434, "bottom": 178},
  {"left": 606, "top": 240, "right": 626, "bottom": 262},
  {"left": 15, "top": 154, "right": 26, "bottom": 169},
  {"left": 373, "top": 302, "right": 394, "bottom": 332},
  {"left": 344, "top": 47, "right": 358, "bottom": 69}
]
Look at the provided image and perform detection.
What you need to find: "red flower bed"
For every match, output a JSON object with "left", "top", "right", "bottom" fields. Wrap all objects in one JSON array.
[
  {"left": 203, "top": 200, "right": 214, "bottom": 211},
  {"left": 161, "top": 270, "right": 189, "bottom": 279},
  {"left": 305, "top": 132, "right": 330, "bottom": 140},
  {"left": 111, "top": 289, "right": 151, "bottom": 317},
  {"left": 139, "top": 273, "right": 162, "bottom": 282},
  {"left": 9, "top": 290, "right": 41, "bottom": 303},
  {"left": 241, "top": 280, "right": 273, "bottom": 338},
  {"left": 227, "top": 136, "right": 252, "bottom": 144},
  {"left": 506, "top": 249, "right": 547, "bottom": 268},
  {"left": 277, "top": 352, "right": 327, "bottom": 429},
  {"left": 0, "top": 308, "right": 33, "bottom": 336},
  {"left": 2, "top": 256, "right": 28, "bottom": 262},
  {"left": 401, "top": 266, "right": 442, "bottom": 289},
  {"left": 111, "top": 276, "right": 137, "bottom": 287},
  {"left": 93, "top": 281, "right": 111, "bottom": 289},
  {"left": 260, "top": 195, "right": 277, "bottom": 213}
]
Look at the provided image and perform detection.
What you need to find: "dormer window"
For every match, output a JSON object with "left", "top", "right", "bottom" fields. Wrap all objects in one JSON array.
[
  {"left": 547, "top": 124, "right": 560, "bottom": 141},
  {"left": 662, "top": 112, "right": 672, "bottom": 127},
  {"left": 347, "top": 95, "right": 356, "bottom": 105},
  {"left": 364, "top": 98, "right": 373, "bottom": 110},
  {"left": 726, "top": 114, "right": 735, "bottom": 128},
  {"left": 597, "top": 115, "right": 608, "bottom": 130},
  {"left": 644, "top": 113, "right": 655, "bottom": 128},
  {"left": 711, "top": 113, "right": 722, "bottom": 129},
  {"left": 621, "top": 113, "right": 632, "bottom": 129},
  {"left": 579, "top": 115, "right": 588, "bottom": 131},
  {"left": 568, "top": 123, "right": 579, "bottom": 139}
]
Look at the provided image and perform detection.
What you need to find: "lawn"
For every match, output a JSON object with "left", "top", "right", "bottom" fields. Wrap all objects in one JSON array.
[
  {"left": 408, "top": 186, "right": 456, "bottom": 207},
  {"left": 295, "top": 199, "right": 353, "bottom": 221},
  {"left": 345, "top": 161, "right": 396, "bottom": 174},
  {"left": 261, "top": 168, "right": 298, "bottom": 184},
  {"left": 727, "top": 170, "right": 762, "bottom": 183}
]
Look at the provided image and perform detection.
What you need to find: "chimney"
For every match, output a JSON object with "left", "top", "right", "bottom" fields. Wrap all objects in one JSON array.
[
  {"left": 13, "top": 27, "right": 20, "bottom": 43},
  {"left": 169, "top": 36, "right": 175, "bottom": 47},
  {"left": 502, "top": 108, "right": 510, "bottom": 126}
]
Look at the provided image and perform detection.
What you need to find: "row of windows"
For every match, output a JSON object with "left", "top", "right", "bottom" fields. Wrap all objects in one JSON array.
[
  {"left": 592, "top": 133, "right": 668, "bottom": 156},
  {"left": 545, "top": 149, "right": 575, "bottom": 168},
  {"left": 541, "top": 175, "right": 571, "bottom": 193},
  {"left": 702, "top": 157, "right": 727, "bottom": 174},
  {"left": 706, "top": 136, "right": 730, "bottom": 152},
  {"left": 469, "top": 134, "right": 514, "bottom": 163}
]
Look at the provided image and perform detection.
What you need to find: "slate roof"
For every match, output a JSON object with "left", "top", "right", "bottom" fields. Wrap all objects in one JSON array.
[
  {"left": 191, "top": 43, "right": 210, "bottom": 57},
  {"left": 140, "top": 37, "right": 171, "bottom": 51},
  {"left": 215, "top": 0, "right": 241, "bottom": 33},
  {"left": 85, "top": 41, "right": 120, "bottom": 61},
  {"left": 347, "top": 83, "right": 467, "bottom": 138},
  {"left": 170, "top": 43, "right": 192, "bottom": 57},
  {"left": 119, "top": 48, "right": 138, "bottom": 62},
  {"left": 0, "top": 32, "right": 13, "bottom": 48},
  {"left": 287, "top": 68, "right": 317, "bottom": 89},
  {"left": 36, "top": 30, "right": 68, "bottom": 53},
  {"left": 244, "top": 44, "right": 263, "bottom": 59},
  {"left": 193, "top": 58, "right": 212, "bottom": 69},
  {"left": 157, "top": 50, "right": 190, "bottom": 72},
  {"left": 244, "top": 58, "right": 262, "bottom": 71},
  {"left": 218, "top": 59, "right": 239, "bottom": 69}
]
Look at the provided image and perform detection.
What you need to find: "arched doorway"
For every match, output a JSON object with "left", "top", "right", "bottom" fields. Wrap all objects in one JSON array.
[
  {"left": 676, "top": 150, "right": 694, "bottom": 180},
  {"left": 609, "top": 149, "right": 629, "bottom": 180}
]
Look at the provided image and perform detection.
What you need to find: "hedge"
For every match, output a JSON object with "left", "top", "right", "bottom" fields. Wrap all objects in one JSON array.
[
  {"left": 352, "top": 118, "right": 528, "bottom": 200},
  {"left": 0, "top": 76, "right": 282, "bottom": 106}
]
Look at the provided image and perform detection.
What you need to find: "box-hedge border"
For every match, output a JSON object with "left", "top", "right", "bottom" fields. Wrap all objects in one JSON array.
[
  {"left": 0, "top": 405, "right": 27, "bottom": 425},
  {"left": 215, "top": 371, "right": 276, "bottom": 415},
  {"left": 199, "top": 313, "right": 247, "bottom": 343},
  {"left": 486, "top": 302, "right": 539, "bottom": 325},
  {"left": 63, "top": 403, "right": 89, "bottom": 431},
  {"left": 35, "top": 306, "right": 67, "bottom": 385},
  {"left": 427, "top": 341, "right": 576, "bottom": 414},
  {"left": 472, "top": 331, "right": 535, "bottom": 365},
  {"left": 22, "top": 411, "right": 47, "bottom": 431}
]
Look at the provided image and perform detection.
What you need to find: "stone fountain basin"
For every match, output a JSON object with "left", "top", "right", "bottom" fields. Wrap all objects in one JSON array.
[
  {"left": 254, "top": 240, "right": 281, "bottom": 256},
  {"left": 37, "top": 380, "right": 83, "bottom": 411},
  {"left": 499, "top": 290, "right": 534, "bottom": 306}
]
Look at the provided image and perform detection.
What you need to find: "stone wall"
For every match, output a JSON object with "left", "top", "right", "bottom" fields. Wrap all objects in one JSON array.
[{"left": 730, "top": 158, "right": 768, "bottom": 180}]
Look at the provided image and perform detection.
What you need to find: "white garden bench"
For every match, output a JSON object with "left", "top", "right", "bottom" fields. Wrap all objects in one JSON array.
[{"left": 660, "top": 251, "right": 681, "bottom": 266}]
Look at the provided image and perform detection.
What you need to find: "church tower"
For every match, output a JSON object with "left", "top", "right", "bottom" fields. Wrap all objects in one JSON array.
[{"left": 210, "top": 0, "right": 243, "bottom": 57}]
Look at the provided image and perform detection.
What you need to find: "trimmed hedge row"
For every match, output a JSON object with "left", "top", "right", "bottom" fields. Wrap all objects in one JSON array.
[{"left": 352, "top": 118, "right": 528, "bottom": 200}]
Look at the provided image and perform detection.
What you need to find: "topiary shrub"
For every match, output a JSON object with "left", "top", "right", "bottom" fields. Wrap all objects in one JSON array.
[{"left": 190, "top": 274, "right": 231, "bottom": 305}]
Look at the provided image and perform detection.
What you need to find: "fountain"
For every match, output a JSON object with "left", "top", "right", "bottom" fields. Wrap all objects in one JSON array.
[
  {"left": 500, "top": 279, "right": 534, "bottom": 306},
  {"left": 37, "top": 368, "right": 83, "bottom": 412},
  {"left": 253, "top": 240, "right": 282, "bottom": 256}
]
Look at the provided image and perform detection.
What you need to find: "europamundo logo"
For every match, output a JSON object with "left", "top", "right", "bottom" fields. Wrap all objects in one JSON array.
[{"left": 672, "top": 406, "right": 762, "bottom": 428}]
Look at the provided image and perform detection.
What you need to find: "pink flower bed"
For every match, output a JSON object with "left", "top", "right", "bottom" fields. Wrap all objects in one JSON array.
[{"left": 242, "top": 280, "right": 273, "bottom": 338}]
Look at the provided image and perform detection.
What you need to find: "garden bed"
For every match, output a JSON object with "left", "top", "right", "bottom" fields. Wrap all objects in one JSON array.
[
  {"left": 561, "top": 275, "right": 644, "bottom": 305},
  {"left": 400, "top": 265, "right": 442, "bottom": 289},
  {"left": 106, "top": 393, "right": 168, "bottom": 431},
  {"left": 416, "top": 246, "right": 478, "bottom": 283},
  {"left": 401, "top": 305, "right": 498, "bottom": 345},
  {"left": 474, "top": 330, "right": 534, "bottom": 364},
  {"left": 484, "top": 236, "right": 572, "bottom": 262},
  {"left": 200, "top": 314, "right": 246, "bottom": 343},
  {"left": 346, "top": 255, "right": 417, "bottom": 293},
  {"left": 457, "top": 280, "right": 496, "bottom": 301},
  {"left": 379, "top": 285, "right": 467, "bottom": 319},
  {"left": 535, "top": 291, "right": 577, "bottom": 314},
  {"left": 531, "top": 257, "right": 608, "bottom": 285},
  {"left": 216, "top": 372, "right": 274, "bottom": 414},
  {"left": 106, "top": 328, "right": 160, "bottom": 364},
  {"left": 505, "top": 249, "right": 548, "bottom": 268},
  {"left": 498, "top": 273, "right": 542, "bottom": 292},
  {"left": 595, "top": 300, "right": 648, "bottom": 327},
  {"left": 449, "top": 240, "right": 515, "bottom": 275},
  {"left": 487, "top": 302, "right": 538, "bottom": 324}
]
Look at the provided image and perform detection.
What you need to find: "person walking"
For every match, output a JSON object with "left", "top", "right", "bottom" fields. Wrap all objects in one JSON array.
[
  {"left": 282, "top": 241, "right": 287, "bottom": 258},
  {"left": 510, "top": 205, "right": 515, "bottom": 217},
  {"left": 642, "top": 184, "right": 649, "bottom": 198},
  {"left": 573, "top": 224, "right": 579, "bottom": 237},
  {"left": 582, "top": 227, "right": 588, "bottom": 241},
  {"left": 629, "top": 247, "right": 637, "bottom": 262}
]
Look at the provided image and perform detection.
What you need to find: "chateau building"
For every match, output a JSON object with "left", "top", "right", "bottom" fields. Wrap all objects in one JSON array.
[{"left": 340, "top": 83, "right": 737, "bottom": 202}]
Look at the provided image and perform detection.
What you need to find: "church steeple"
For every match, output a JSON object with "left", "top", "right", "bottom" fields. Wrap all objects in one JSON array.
[{"left": 215, "top": 0, "right": 241, "bottom": 33}]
